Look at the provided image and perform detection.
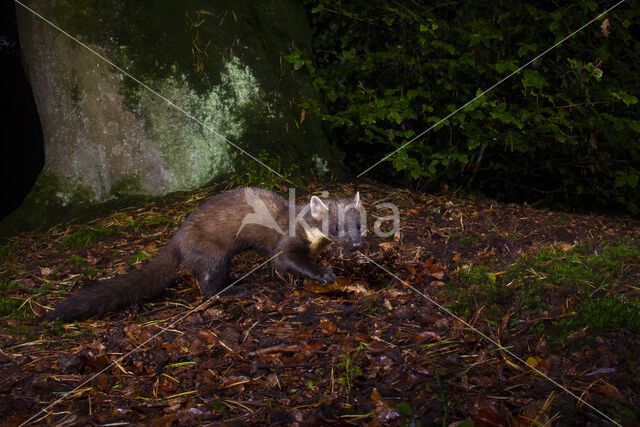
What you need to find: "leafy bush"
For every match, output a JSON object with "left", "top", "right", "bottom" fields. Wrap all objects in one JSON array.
[{"left": 292, "top": 0, "right": 640, "bottom": 213}]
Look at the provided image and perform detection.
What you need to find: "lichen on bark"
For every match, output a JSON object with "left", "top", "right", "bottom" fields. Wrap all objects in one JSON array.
[{"left": 140, "top": 57, "right": 266, "bottom": 191}]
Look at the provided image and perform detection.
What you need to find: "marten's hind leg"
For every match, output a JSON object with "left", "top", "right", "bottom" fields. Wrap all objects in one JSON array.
[{"left": 189, "top": 252, "right": 231, "bottom": 296}]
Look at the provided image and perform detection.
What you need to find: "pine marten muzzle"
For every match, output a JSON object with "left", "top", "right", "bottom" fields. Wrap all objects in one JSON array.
[{"left": 47, "top": 187, "right": 363, "bottom": 322}]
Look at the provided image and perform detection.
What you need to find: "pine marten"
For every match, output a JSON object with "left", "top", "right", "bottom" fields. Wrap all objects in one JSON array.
[{"left": 47, "top": 187, "right": 363, "bottom": 322}]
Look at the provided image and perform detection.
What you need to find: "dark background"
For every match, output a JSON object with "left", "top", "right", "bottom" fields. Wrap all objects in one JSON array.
[{"left": 0, "top": 0, "right": 43, "bottom": 221}]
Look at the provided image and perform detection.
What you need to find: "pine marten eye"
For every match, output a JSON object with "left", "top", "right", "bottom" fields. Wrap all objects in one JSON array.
[
  {"left": 335, "top": 225, "right": 340, "bottom": 233},
  {"left": 357, "top": 223, "right": 361, "bottom": 231}
]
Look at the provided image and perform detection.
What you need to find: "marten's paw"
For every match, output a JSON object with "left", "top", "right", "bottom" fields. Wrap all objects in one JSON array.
[{"left": 319, "top": 268, "right": 336, "bottom": 285}]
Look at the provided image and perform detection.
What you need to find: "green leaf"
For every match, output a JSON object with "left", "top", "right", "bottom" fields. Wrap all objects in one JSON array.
[
  {"left": 629, "top": 121, "right": 640, "bottom": 133},
  {"left": 395, "top": 402, "right": 412, "bottom": 416},
  {"left": 615, "top": 174, "right": 638, "bottom": 189},
  {"left": 622, "top": 94, "right": 639, "bottom": 106},
  {"left": 522, "top": 69, "right": 545, "bottom": 90}
]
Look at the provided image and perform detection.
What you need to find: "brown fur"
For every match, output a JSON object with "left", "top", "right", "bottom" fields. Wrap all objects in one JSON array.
[{"left": 48, "top": 187, "right": 362, "bottom": 322}]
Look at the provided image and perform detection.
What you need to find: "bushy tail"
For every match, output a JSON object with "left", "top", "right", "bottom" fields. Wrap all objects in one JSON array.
[{"left": 47, "top": 241, "right": 180, "bottom": 322}]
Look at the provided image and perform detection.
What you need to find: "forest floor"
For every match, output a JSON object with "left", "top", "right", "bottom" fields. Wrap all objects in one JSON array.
[{"left": 0, "top": 183, "right": 639, "bottom": 426}]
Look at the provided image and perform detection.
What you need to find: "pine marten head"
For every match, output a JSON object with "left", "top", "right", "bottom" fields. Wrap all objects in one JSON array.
[{"left": 305, "top": 192, "right": 363, "bottom": 254}]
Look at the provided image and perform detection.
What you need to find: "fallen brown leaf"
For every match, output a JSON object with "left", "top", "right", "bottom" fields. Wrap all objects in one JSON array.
[
  {"left": 320, "top": 318, "right": 340, "bottom": 334},
  {"left": 378, "top": 241, "right": 397, "bottom": 250},
  {"left": 472, "top": 405, "right": 508, "bottom": 427},
  {"left": 592, "top": 381, "right": 623, "bottom": 401},
  {"left": 304, "top": 276, "right": 371, "bottom": 297}
]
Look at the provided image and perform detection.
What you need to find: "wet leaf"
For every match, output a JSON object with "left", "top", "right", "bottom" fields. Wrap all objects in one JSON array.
[
  {"left": 472, "top": 405, "right": 508, "bottom": 427},
  {"left": 525, "top": 356, "right": 549, "bottom": 374},
  {"left": 423, "top": 258, "right": 446, "bottom": 279},
  {"left": 413, "top": 330, "right": 441, "bottom": 343},
  {"left": 197, "top": 330, "right": 219, "bottom": 346},
  {"left": 592, "top": 381, "right": 623, "bottom": 400}
]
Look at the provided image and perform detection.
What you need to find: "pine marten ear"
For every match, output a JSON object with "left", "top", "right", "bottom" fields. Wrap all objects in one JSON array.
[
  {"left": 354, "top": 191, "right": 360, "bottom": 208},
  {"left": 310, "top": 195, "right": 328, "bottom": 220}
]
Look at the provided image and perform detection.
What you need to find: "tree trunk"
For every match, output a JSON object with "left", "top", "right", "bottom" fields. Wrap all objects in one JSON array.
[{"left": 13, "top": 1, "right": 340, "bottom": 219}]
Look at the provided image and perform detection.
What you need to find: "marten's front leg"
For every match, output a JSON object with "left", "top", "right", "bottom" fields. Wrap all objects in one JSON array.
[{"left": 274, "top": 251, "right": 336, "bottom": 284}]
